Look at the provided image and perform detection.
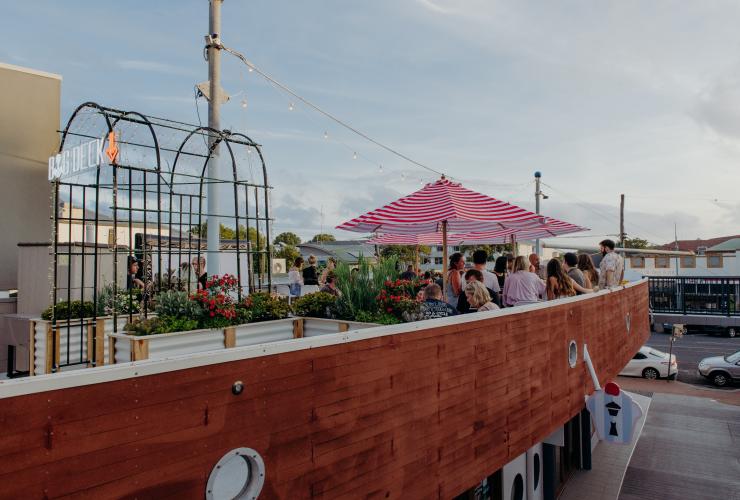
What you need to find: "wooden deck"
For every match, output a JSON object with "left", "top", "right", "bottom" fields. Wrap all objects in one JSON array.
[{"left": 0, "top": 282, "right": 649, "bottom": 499}]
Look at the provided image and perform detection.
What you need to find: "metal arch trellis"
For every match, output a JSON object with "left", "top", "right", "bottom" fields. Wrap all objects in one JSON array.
[{"left": 49, "top": 101, "right": 272, "bottom": 372}]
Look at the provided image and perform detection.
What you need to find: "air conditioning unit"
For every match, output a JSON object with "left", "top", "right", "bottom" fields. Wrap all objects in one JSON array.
[
  {"left": 271, "top": 259, "right": 286, "bottom": 275},
  {"left": 697, "top": 246, "right": 707, "bottom": 256}
]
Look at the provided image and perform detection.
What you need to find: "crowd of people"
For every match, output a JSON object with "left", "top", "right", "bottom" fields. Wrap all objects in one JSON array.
[
  {"left": 417, "top": 239, "right": 624, "bottom": 320},
  {"left": 288, "top": 255, "right": 342, "bottom": 297}
]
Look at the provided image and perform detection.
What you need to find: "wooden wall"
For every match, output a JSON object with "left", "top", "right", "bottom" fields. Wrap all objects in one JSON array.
[{"left": 0, "top": 283, "right": 649, "bottom": 499}]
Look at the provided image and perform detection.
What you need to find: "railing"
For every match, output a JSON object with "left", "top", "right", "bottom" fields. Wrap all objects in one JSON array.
[{"left": 648, "top": 276, "right": 740, "bottom": 316}]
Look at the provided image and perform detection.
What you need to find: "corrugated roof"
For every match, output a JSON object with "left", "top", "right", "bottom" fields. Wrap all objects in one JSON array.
[{"left": 655, "top": 234, "right": 740, "bottom": 253}]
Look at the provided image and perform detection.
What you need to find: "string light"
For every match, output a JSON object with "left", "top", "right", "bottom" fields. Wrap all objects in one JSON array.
[
  {"left": 240, "top": 99, "right": 248, "bottom": 109},
  {"left": 353, "top": 152, "right": 358, "bottom": 160},
  {"left": 288, "top": 102, "right": 294, "bottom": 111},
  {"left": 247, "top": 66, "right": 254, "bottom": 72},
  {"left": 323, "top": 131, "right": 328, "bottom": 140},
  {"left": 401, "top": 172, "right": 406, "bottom": 181},
  {"left": 379, "top": 164, "right": 383, "bottom": 173}
]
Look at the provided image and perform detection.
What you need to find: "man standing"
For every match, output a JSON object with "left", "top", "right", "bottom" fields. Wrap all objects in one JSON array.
[
  {"left": 528, "top": 253, "right": 547, "bottom": 279},
  {"left": 192, "top": 256, "right": 207, "bottom": 289},
  {"left": 562, "top": 252, "right": 586, "bottom": 293},
  {"left": 471, "top": 249, "right": 501, "bottom": 296},
  {"left": 598, "top": 239, "right": 624, "bottom": 289}
]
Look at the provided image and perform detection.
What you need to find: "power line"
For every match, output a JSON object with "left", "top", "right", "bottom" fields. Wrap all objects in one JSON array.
[{"left": 219, "top": 43, "right": 447, "bottom": 179}]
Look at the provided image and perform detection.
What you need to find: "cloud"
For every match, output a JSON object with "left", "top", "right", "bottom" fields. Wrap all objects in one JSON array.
[
  {"left": 414, "top": 0, "right": 454, "bottom": 15},
  {"left": 691, "top": 69, "right": 740, "bottom": 140},
  {"left": 117, "top": 59, "right": 194, "bottom": 76}
]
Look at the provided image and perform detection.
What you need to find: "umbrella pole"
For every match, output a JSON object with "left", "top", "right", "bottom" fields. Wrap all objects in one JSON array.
[
  {"left": 442, "top": 220, "right": 448, "bottom": 294},
  {"left": 415, "top": 244, "right": 420, "bottom": 275}
]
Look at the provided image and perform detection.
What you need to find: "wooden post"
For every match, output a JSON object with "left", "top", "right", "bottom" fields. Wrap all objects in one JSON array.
[
  {"left": 28, "top": 321, "right": 36, "bottom": 376},
  {"left": 95, "top": 318, "right": 106, "bottom": 367},
  {"left": 338, "top": 322, "right": 349, "bottom": 333},
  {"left": 86, "top": 323, "right": 94, "bottom": 367},
  {"left": 131, "top": 339, "right": 149, "bottom": 362},
  {"left": 53, "top": 324, "right": 60, "bottom": 373},
  {"left": 109, "top": 337, "right": 116, "bottom": 365},
  {"left": 293, "top": 319, "right": 304, "bottom": 339},
  {"left": 224, "top": 327, "right": 236, "bottom": 348}
]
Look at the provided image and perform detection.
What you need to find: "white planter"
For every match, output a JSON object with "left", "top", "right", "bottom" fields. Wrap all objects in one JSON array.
[
  {"left": 108, "top": 317, "right": 378, "bottom": 363},
  {"left": 30, "top": 315, "right": 128, "bottom": 375}
]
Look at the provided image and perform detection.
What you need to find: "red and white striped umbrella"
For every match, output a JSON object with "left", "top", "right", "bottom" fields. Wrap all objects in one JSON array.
[
  {"left": 336, "top": 177, "right": 545, "bottom": 234},
  {"left": 366, "top": 218, "right": 587, "bottom": 246}
]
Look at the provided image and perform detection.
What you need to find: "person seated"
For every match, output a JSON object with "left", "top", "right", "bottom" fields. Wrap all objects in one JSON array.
[
  {"left": 464, "top": 280, "right": 500, "bottom": 312},
  {"left": 419, "top": 284, "right": 458, "bottom": 320},
  {"left": 127, "top": 256, "right": 145, "bottom": 290},
  {"left": 400, "top": 265, "right": 417, "bottom": 281},
  {"left": 457, "top": 269, "right": 500, "bottom": 313},
  {"left": 320, "top": 273, "right": 342, "bottom": 297},
  {"left": 302, "top": 255, "right": 319, "bottom": 285}
]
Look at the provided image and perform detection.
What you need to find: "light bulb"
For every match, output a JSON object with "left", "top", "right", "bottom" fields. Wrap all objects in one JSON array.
[
  {"left": 288, "top": 102, "right": 294, "bottom": 111},
  {"left": 401, "top": 172, "right": 406, "bottom": 180},
  {"left": 240, "top": 99, "right": 247, "bottom": 109},
  {"left": 353, "top": 152, "right": 358, "bottom": 160},
  {"left": 323, "top": 131, "right": 328, "bottom": 139},
  {"left": 379, "top": 164, "right": 383, "bottom": 173},
  {"left": 248, "top": 66, "right": 254, "bottom": 73}
]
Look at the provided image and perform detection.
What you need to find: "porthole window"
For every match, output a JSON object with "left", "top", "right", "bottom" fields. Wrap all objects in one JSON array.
[
  {"left": 568, "top": 340, "right": 578, "bottom": 368},
  {"left": 206, "top": 448, "right": 265, "bottom": 500}
]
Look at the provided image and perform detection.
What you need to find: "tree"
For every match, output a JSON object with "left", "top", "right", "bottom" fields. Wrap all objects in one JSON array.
[
  {"left": 459, "top": 244, "right": 498, "bottom": 260},
  {"left": 379, "top": 245, "right": 431, "bottom": 266},
  {"left": 622, "top": 237, "right": 652, "bottom": 249},
  {"left": 273, "top": 232, "right": 301, "bottom": 246},
  {"left": 310, "top": 233, "right": 336, "bottom": 243},
  {"left": 274, "top": 244, "right": 301, "bottom": 265},
  {"left": 191, "top": 223, "right": 266, "bottom": 248}
]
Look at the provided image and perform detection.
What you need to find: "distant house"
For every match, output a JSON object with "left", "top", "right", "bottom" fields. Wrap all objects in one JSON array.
[
  {"left": 654, "top": 234, "right": 740, "bottom": 254},
  {"left": 297, "top": 241, "right": 377, "bottom": 265}
]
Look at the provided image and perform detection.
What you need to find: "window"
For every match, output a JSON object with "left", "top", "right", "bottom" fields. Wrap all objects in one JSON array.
[
  {"left": 707, "top": 254, "right": 723, "bottom": 268},
  {"left": 654, "top": 256, "right": 670, "bottom": 268},
  {"left": 680, "top": 256, "right": 696, "bottom": 268},
  {"left": 453, "top": 246, "right": 460, "bottom": 252},
  {"left": 434, "top": 257, "right": 443, "bottom": 265},
  {"left": 630, "top": 256, "right": 645, "bottom": 268},
  {"left": 632, "top": 352, "right": 647, "bottom": 360},
  {"left": 436, "top": 246, "right": 443, "bottom": 252}
]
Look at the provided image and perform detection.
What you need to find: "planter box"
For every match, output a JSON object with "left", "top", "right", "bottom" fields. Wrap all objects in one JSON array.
[
  {"left": 29, "top": 315, "right": 130, "bottom": 375},
  {"left": 108, "top": 317, "right": 377, "bottom": 363}
]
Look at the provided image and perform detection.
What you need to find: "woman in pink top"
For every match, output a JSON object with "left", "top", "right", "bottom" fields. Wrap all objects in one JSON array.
[{"left": 502, "top": 256, "right": 546, "bottom": 306}]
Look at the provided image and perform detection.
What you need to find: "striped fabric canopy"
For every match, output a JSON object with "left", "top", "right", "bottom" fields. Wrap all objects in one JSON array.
[
  {"left": 367, "top": 218, "right": 588, "bottom": 246},
  {"left": 336, "top": 177, "right": 547, "bottom": 234}
]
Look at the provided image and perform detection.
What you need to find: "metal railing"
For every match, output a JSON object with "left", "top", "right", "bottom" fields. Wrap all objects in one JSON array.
[{"left": 648, "top": 276, "right": 740, "bottom": 316}]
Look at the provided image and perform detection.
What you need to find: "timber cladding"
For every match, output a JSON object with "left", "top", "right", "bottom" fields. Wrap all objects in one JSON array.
[{"left": 0, "top": 283, "right": 649, "bottom": 499}]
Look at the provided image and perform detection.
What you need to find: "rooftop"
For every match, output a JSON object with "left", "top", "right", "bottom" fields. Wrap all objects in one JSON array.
[{"left": 655, "top": 234, "right": 740, "bottom": 253}]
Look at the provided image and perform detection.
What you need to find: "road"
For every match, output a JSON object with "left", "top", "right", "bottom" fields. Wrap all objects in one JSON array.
[{"left": 643, "top": 330, "right": 740, "bottom": 387}]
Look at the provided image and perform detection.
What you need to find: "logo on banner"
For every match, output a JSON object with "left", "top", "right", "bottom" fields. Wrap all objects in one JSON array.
[
  {"left": 585, "top": 381, "right": 643, "bottom": 445},
  {"left": 48, "top": 132, "right": 119, "bottom": 181}
]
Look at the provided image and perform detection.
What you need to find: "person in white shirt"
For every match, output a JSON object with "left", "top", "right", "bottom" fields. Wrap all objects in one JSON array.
[
  {"left": 288, "top": 256, "right": 304, "bottom": 296},
  {"left": 472, "top": 249, "right": 501, "bottom": 295},
  {"left": 598, "top": 239, "right": 624, "bottom": 288}
]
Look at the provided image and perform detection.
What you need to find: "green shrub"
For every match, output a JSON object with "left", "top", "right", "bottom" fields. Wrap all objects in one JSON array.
[
  {"left": 333, "top": 255, "right": 400, "bottom": 320},
  {"left": 41, "top": 300, "right": 96, "bottom": 321},
  {"left": 97, "top": 284, "right": 142, "bottom": 316},
  {"left": 154, "top": 290, "right": 202, "bottom": 318},
  {"left": 242, "top": 292, "right": 291, "bottom": 322},
  {"left": 292, "top": 292, "right": 337, "bottom": 319},
  {"left": 353, "top": 310, "right": 402, "bottom": 325},
  {"left": 124, "top": 316, "right": 200, "bottom": 336}
]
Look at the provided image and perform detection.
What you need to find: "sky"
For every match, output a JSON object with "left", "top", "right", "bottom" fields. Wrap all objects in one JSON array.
[{"left": 2, "top": 0, "right": 740, "bottom": 247}]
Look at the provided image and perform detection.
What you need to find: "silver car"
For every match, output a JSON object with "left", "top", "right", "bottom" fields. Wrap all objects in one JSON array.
[{"left": 698, "top": 349, "right": 740, "bottom": 387}]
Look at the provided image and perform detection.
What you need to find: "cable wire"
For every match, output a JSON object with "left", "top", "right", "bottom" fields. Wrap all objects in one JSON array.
[{"left": 219, "top": 44, "right": 447, "bottom": 179}]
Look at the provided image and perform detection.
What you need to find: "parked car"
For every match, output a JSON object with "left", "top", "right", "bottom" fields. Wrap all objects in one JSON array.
[
  {"left": 698, "top": 349, "right": 740, "bottom": 387},
  {"left": 620, "top": 346, "right": 677, "bottom": 380},
  {"left": 660, "top": 322, "right": 737, "bottom": 338}
]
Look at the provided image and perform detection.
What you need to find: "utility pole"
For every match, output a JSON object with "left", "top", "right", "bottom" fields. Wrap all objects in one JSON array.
[
  {"left": 619, "top": 194, "right": 625, "bottom": 246},
  {"left": 205, "top": 0, "right": 223, "bottom": 278},
  {"left": 534, "top": 171, "right": 542, "bottom": 255}
]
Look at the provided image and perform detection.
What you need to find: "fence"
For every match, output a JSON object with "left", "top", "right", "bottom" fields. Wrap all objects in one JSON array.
[{"left": 648, "top": 276, "right": 740, "bottom": 316}]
